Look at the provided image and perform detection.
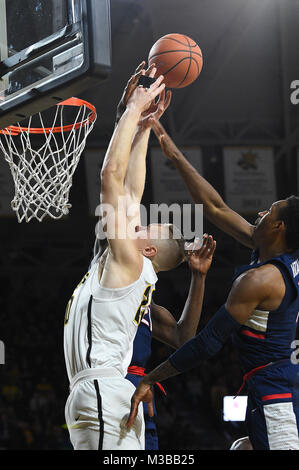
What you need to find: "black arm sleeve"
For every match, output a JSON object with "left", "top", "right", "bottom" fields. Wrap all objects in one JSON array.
[{"left": 169, "top": 305, "right": 241, "bottom": 373}]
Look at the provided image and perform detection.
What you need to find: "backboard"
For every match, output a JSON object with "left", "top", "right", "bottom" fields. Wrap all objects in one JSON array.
[{"left": 0, "top": 0, "right": 111, "bottom": 129}]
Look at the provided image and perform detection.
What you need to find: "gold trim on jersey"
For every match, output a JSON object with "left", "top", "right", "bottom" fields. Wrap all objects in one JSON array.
[
  {"left": 64, "top": 272, "right": 90, "bottom": 326},
  {"left": 133, "top": 284, "right": 155, "bottom": 327}
]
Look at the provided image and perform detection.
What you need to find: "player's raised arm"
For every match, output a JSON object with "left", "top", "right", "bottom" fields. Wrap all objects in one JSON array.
[
  {"left": 124, "top": 87, "right": 172, "bottom": 206},
  {"left": 113, "top": 63, "right": 171, "bottom": 220},
  {"left": 114, "top": 61, "right": 154, "bottom": 126},
  {"left": 150, "top": 119, "right": 255, "bottom": 249},
  {"left": 100, "top": 74, "right": 165, "bottom": 271},
  {"left": 151, "top": 234, "right": 216, "bottom": 348}
]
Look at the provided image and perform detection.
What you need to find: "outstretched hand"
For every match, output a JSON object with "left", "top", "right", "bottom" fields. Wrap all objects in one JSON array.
[
  {"left": 185, "top": 234, "right": 216, "bottom": 275},
  {"left": 139, "top": 87, "right": 172, "bottom": 129},
  {"left": 115, "top": 61, "right": 156, "bottom": 123},
  {"left": 126, "top": 73, "right": 165, "bottom": 116},
  {"left": 126, "top": 379, "right": 154, "bottom": 430}
]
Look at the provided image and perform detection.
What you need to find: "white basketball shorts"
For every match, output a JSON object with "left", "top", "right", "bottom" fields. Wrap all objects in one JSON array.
[{"left": 65, "top": 371, "right": 145, "bottom": 450}]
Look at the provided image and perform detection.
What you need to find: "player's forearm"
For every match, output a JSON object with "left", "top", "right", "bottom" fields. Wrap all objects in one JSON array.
[
  {"left": 176, "top": 272, "right": 206, "bottom": 345},
  {"left": 124, "top": 126, "right": 151, "bottom": 200},
  {"left": 101, "top": 107, "right": 141, "bottom": 184},
  {"left": 171, "top": 151, "right": 226, "bottom": 215},
  {"left": 145, "top": 305, "right": 241, "bottom": 385},
  {"left": 142, "top": 359, "right": 181, "bottom": 386},
  {"left": 164, "top": 138, "right": 254, "bottom": 247},
  {"left": 170, "top": 305, "right": 241, "bottom": 373}
]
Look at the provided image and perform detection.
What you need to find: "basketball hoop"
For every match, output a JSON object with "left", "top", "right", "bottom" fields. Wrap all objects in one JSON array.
[{"left": 0, "top": 97, "right": 97, "bottom": 223}]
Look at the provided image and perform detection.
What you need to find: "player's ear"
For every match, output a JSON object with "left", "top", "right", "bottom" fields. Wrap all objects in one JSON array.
[
  {"left": 273, "top": 219, "right": 285, "bottom": 233},
  {"left": 143, "top": 245, "right": 157, "bottom": 259}
]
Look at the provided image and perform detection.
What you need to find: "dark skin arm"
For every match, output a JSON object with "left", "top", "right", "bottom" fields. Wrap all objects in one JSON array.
[
  {"left": 150, "top": 119, "right": 255, "bottom": 249},
  {"left": 151, "top": 235, "right": 216, "bottom": 348},
  {"left": 126, "top": 263, "right": 285, "bottom": 429},
  {"left": 115, "top": 61, "right": 154, "bottom": 126}
]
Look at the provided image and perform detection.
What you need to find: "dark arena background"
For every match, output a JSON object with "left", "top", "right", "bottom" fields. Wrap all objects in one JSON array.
[{"left": 0, "top": 0, "right": 299, "bottom": 451}]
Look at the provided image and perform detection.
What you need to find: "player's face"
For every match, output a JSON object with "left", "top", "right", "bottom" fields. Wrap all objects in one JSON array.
[{"left": 252, "top": 200, "right": 287, "bottom": 245}]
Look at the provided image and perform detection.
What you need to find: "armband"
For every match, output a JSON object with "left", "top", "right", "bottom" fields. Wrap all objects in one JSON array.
[{"left": 169, "top": 305, "right": 241, "bottom": 373}]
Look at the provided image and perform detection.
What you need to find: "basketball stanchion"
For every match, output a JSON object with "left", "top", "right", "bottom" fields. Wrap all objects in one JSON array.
[{"left": 0, "top": 97, "right": 97, "bottom": 223}]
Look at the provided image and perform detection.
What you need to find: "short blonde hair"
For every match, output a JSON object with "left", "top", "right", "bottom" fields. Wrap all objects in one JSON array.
[{"left": 151, "top": 224, "right": 186, "bottom": 271}]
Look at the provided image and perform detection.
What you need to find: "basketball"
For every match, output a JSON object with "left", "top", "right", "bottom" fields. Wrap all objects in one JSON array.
[{"left": 148, "top": 33, "right": 203, "bottom": 89}]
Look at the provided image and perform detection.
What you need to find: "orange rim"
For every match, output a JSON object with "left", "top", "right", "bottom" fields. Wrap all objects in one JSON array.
[{"left": 0, "top": 97, "right": 97, "bottom": 135}]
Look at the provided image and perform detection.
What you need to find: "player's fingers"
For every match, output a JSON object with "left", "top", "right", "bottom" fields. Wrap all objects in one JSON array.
[
  {"left": 130, "top": 62, "right": 145, "bottom": 85},
  {"left": 136, "top": 69, "right": 146, "bottom": 84},
  {"left": 156, "top": 88, "right": 165, "bottom": 107},
  {"left": 203, "top": 236, "right": 216, "bottom": 259},
  {"left": 150, "top": 74, "right": 164, "bottom": 91},
  {"left": 151, "top": 82, "right": 166, "bottom": 100},
  {"left": 164, "top": 90, "right": 172, "bottom": 109},
  {"left": 126, "top": 401, "right": 138, "bottom": 429},
  {"left": 210, "top": 240, "right": 217, "bottom": 257},
  {"left": 204, "top": 234, "right": 212, "bottom": 248},
  {"left": 194, "top": 234, "right": 207, "bottom": 256},
  {"left": 146, "top": 63, "right": 156, "bottom": 77},
  {"left": 135, "top": 61, "right": 146, "bottom": 74},
  {"left": 192, "top": 236, "right": 202, "bottom": 253},
  {"left": 200, "top": 234, "right": 212, "bottom": 252},
  {"left": 130, "top": 70, "right": 145, "bottom": 95},
  {"left": 125, "top": 76, "right": 134, "bottom": 91},
  {"left": 133, "top": 68, "right": 144, "bottom": 83},
  {"left": 147, "top": 67, "right": 157, "bottom": 81},
  {"left": 207, "top": 235, "right": 215, "bottom": 252}
]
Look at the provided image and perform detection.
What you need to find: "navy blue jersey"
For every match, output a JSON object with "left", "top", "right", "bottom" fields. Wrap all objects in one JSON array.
[
  {"left": 232, "top": 250, "right": 299, "bottom": 373},
  {"left": 126, "top": 305, "right": 159, "bottom": 441},
  {"left": 129, "top": 306, "right": 152, "bottom": 367}
]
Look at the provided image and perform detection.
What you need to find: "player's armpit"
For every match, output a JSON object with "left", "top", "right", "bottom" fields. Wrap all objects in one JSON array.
[{"left": 225, "top": 264, "right": 286, "bottom": 324}]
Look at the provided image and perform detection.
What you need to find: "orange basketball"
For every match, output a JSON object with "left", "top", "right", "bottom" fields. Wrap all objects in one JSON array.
[{"left": 148, "top": 33, "right": 203, "bottom": 89}]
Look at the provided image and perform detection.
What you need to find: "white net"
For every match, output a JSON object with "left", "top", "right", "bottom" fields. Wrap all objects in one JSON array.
[{"left": 0, "top": 99, "right": 97, "bottom": 222}]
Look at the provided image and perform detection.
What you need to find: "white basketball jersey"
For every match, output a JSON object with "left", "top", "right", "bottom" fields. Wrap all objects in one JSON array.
[{"left": 63, "top": 256, "right": 157, "bottom": 381}]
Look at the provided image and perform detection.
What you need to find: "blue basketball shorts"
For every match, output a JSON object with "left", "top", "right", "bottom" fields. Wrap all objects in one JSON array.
[{"left": 245, "top": 360, "right": 299, "bottom": 450}]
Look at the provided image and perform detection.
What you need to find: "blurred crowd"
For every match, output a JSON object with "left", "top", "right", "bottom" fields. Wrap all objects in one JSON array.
[{"left": 0, "top": 272, "right": 72, "bottom": 450}]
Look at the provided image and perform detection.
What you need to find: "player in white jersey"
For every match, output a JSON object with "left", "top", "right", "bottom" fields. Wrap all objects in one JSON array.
[
  {"left": 85, "top": 63, "right": 218, "bottom": 450},
  {"left": 64, "top": 66, "right": 187, "bottom": 450}
]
